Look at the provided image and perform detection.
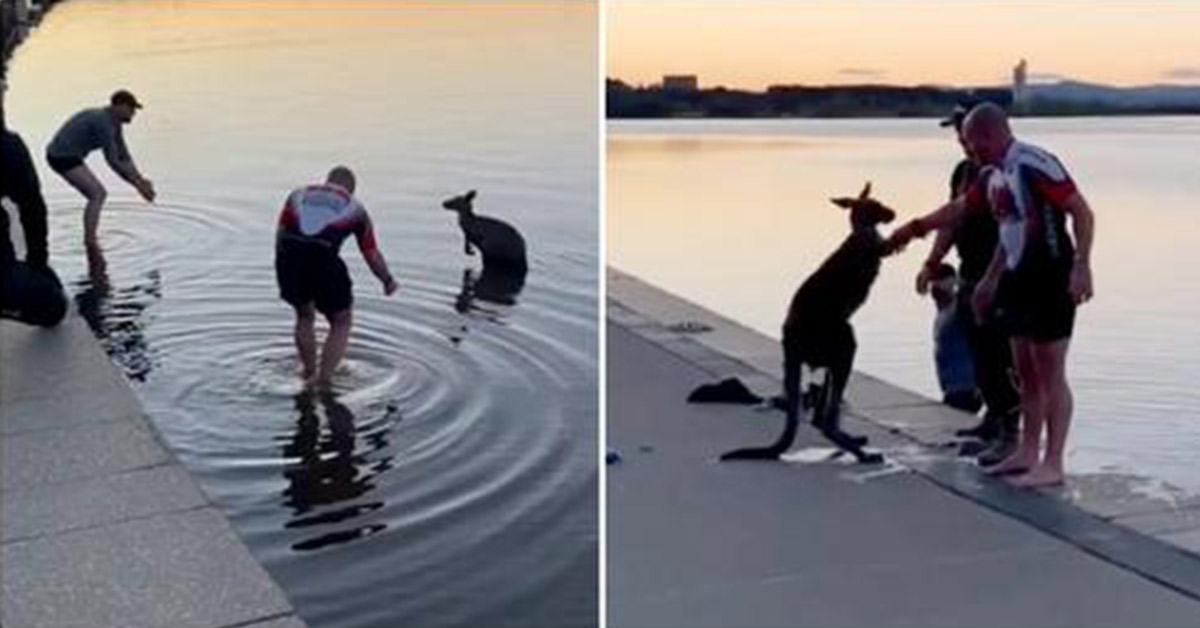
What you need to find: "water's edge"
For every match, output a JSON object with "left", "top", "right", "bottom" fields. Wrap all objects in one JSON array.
[{"left": 607, "top": 266, "right": 1200, "bottom": 601}]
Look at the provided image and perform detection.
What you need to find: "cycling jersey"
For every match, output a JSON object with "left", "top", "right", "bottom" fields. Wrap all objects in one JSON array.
[
  {"left": 965, "top": 140, "right": 1078, "bottom": 270},
  {"left": 275, "top": 183, "right": 378, "bottom": 255}
]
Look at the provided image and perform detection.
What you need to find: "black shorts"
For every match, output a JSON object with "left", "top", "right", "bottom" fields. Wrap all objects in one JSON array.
[
  {"left": 275, "top": 239, "right": 353, "bottom": 316},
  {"left": 995, "top": 252, "right": 1076, "bottom": 342},
  {"left": 47, "top": 154, "right": 84, "bottom": 176}
]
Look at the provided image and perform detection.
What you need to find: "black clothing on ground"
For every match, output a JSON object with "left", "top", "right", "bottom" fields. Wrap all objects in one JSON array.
[{"left": 687, "top": 377, "right": 764, "bottom": 405}]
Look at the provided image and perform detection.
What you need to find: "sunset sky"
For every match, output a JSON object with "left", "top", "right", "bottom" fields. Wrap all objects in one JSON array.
[{"left": 607, "top": 1, "right": 1200, "bottom": 90}]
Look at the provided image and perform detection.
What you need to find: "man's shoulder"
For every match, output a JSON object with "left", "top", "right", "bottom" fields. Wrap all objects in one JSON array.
[
  {"left": 294, "top": 184, "right": 361, "bottom": 208},
  {"left": 1, "top": 129, "right": 32, "bottom": 158},
  {"left": 1008, "top": 140, "right": 1069, "bottom": 179}
]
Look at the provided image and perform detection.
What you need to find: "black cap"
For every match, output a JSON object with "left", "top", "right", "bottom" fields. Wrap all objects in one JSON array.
[
  {"left": 110, "top": 89, "right": 143, "bottom": 109},
  {"left": 938, "top": 104, "right": 969, "bottom": 129}
]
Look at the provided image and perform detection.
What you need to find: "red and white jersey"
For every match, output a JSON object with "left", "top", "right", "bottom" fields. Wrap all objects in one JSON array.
[
  {"left": 276, "top": 183, "right": 378, "bottom": 254},
  {"left": 965, "top": 140, "right": 1078, "bottom": 269}
]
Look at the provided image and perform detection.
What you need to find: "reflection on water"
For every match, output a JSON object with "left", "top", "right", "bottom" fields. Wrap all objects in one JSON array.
[
  {"left": 14, "top": 2, "right": 598, "bottom": 626},
  {"left": 73, "top": 243, "right": 161, "bottom": 382},
  {"left": 454, "top": 265, "right": 527, "bottom": 319},
  {"left": 282, "top": 391, "right": 394, "bottom": 552}
]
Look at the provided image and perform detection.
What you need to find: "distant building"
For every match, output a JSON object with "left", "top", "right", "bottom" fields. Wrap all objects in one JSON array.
[
  {"left": 1012, "top": 58, "right": 1028, "bottom": 106},
  {"left": 662, "top": 74, "right": 698, "bottom": 93}
]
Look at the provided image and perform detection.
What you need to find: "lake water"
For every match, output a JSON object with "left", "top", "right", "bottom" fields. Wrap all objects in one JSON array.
[
  {"left": 8, "top": 2, "right": 598, "bottom": 626},
  {"left": 609, "top": 117, "right": 1200, "bottom": 499}
]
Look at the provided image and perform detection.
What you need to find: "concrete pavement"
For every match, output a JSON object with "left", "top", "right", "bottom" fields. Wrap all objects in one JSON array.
[
  {"left": 1, "top": 313, "right": 305, "bottom": 628},
  {"left": 607, "top": 268, "right": 1200, "bottom": 628}
]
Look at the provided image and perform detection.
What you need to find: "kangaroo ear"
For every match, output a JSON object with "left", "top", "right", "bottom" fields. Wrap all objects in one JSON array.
[
  {"left": 830, "top": 197, "right": 855, "bottom": 209},
  {"left": 858, "top": 181, "right": 872, "bottom": 200},
  {"left": 466, "top": 190, "right": 477, "bottom": 201}
]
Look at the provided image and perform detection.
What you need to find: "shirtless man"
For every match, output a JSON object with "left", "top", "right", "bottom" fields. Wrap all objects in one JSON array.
[
  {"left": 45, "top": 90, "right": 155, "bottom": 247},
  {"left": 889, "top": 103, "right": 1095, "bottom": 488},
  {"left": 275, "top": 166, "right": 398, "bottom": 390}
]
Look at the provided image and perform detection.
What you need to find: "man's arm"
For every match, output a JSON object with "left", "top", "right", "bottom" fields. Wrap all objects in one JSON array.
[
  {"left": 354, "top": 213, "right": 398, "bottom": 295},
  {"left": 1060, "top": 191, "right": 1095, "bottom": 303},
  {"left": 103, "top": 127, "right": 155, "bottom": 201},
  {"left": 970, "top": 243, "right": 1008, "bottom": 324},
  {"left": 886, "top": 196, "right": 970, "bottom": 254},
  {"left": 102, "top": 127, "right": 139, "bottom": 182},
  {"left": 916, "top": 226, "right": 956, "bottom": 294}
]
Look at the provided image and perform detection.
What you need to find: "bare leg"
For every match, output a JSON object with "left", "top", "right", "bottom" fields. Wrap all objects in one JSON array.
[
  {"left": 985, "top": 338, "right": 1042, "bottom": 474},
  {"left": 1009, "top": 339, "right": 1070, "bottom": 488},
  {"left": 293, "top": 304, "right": 318, "bottom": 386},
  {"left": 317, "top": 308, "right": 352, "bottom": 389},
  {"left": 60, "top": 165, "right": 107, "bottom": 247}
]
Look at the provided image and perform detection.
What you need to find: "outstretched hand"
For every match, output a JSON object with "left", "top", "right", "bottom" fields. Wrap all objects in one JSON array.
[
  {"left": 136, "top": 178, "right": 156, "bottom": 203},
  {"left": 383, "top": 277, "right": 399, "bottom": 296},
  {"left": 883, "top": 220, "right": 922, "bottom": 256}
]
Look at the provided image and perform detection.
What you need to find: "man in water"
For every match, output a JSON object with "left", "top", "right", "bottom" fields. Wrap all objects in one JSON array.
[
  {"left": 45, "top": 89, "right": 156, "bottom": 247},
  {"left": 275, "top": 166, "right": 398, "bottom": 390},
  {"left": 916, "top": 104, "right": 1021, "bottom": 463},
  {"left": 1, "top": 77, "right": 67, "bottom": 326},
  {"left": 889, "top": 102, "right": 1095, "bottom": 488}
]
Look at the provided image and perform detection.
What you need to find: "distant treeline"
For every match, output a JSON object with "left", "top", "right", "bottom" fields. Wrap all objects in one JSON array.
[
  {"left": 607, "top": 79, "right": 1012, "bottom": 119},
  {"left": 607, "top": 79, "right": 1200, "bottom": 119}
]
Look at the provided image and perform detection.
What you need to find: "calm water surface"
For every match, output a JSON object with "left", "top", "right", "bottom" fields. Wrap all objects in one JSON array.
[
  {"left": 9, "top": 2, "right": 597, "bottom": 626},
  {"left": 609, "top": 117, "right": 1200, "bottom": 499}
]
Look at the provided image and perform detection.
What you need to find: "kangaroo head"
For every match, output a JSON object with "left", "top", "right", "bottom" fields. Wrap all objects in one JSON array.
[
  {"left": 442, "top": 190, "right": 477, "bottom": 214},
  {"left": 830, "top": 182, "right": 896, "bottom": 230}
]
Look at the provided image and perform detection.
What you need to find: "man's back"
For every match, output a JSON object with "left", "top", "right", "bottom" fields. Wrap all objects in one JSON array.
[{"left": 47, "top": 107, "right": 122, "bottom": 160}]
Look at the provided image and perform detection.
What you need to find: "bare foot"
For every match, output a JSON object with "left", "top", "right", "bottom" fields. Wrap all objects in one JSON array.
[
  {"left": 1006, "top": 465, "right": 1065, "bottom": 488},
  {"left": 982, "top": 449, "right": 1036, "bottom": 476}
]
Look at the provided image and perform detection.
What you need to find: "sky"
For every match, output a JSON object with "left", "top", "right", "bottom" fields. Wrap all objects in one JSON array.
[{"left": 607, "top": 1, "right": 1200, "bottom": 90}]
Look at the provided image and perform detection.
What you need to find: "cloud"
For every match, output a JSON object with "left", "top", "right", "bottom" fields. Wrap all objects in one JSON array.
[
  {"left": 836, "top": 67, "right": 887, "bottom": 78},
  {"left": 1164, "top": 66, "right": 1200, "bottom": 81}
]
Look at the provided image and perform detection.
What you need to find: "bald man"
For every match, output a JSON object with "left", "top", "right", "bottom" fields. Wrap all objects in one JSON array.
[
  {"left": 275, "top": 167, "right": 398, "bottom": 390},
  {"left": 889, "top": 102, "right": 1095, "bottom": 488}
]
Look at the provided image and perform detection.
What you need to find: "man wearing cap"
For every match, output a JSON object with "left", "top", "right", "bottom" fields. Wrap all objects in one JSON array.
[
  {"left": 915, "top": 103, "right": 1021, "bottom": 465},
  {"left": 889, "top": 102, "right": 1096, "bottom": 488},
  {"left": 45, "top": 89, "right": 156, "bottom": 247},
  {"left": 1, "top": 76, "right": 67, "bottom": 326}
]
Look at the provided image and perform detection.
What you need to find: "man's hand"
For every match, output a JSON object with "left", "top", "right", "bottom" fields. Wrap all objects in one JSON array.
[
  {"left": 383, "top": 277, "right": 399, "bottom": 296},
  {"left": 1069, "top": 259, "right": 1093, "bottom": 304},
  {"left": 885, "top": 219, "right": 925, "bottom": 255},
  {"left": 915, "top": 262, "right": 935, "bottom": 295},
  {"left": 971, "top": 278, "right": 999, "bottom": 325},
  {"left": 135, "top": 178, "right": 156, "bottom": 203}
]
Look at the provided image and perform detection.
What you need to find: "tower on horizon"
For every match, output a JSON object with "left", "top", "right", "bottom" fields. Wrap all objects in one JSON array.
[{"left": 1013, "top": 58, "right": 1028, "bottom": 106}]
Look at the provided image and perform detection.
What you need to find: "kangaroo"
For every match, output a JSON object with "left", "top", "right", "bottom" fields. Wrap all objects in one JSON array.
[
  {"left": 721, "top": 182, "right": 896, "bottom": 464},
  {"left": 442, "top": 190, "right": 527, "bottom": 273}
]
